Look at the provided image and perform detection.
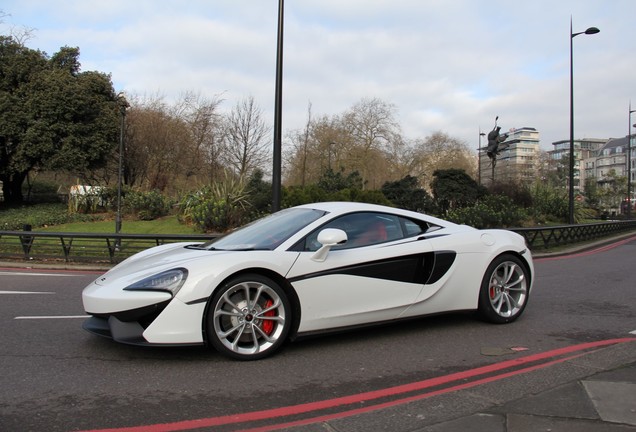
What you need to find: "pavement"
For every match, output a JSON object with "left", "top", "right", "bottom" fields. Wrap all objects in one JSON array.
[
  {"left": 2, "top": 232, "right": 636, "bottom": 432},
  {"left": 414, "top": 340, "right": 636, "bottom": 432}
]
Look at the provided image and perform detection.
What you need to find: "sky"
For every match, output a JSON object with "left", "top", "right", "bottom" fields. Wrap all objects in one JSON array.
[{"left": 2, "top": 0, "right": 636, "bottom": 153}]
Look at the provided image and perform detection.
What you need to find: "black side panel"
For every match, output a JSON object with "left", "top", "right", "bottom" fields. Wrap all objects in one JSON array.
[
  {"left": 338, "top": 255, "right": 423, "bottom": 284},
  {"left": 426, "top": 251, "right": 457, "bottom": 284},
  {"left": 289, "top": 252, "right": 438, "bottom": 285}
]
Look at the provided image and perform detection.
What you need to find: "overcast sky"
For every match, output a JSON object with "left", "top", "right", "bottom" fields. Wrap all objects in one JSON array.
[{"left": 2, "top": 0, "right": 635, "bottom": 152}]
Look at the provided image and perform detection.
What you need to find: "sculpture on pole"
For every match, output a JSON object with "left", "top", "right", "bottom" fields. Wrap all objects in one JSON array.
[
  {"left": 486, "top": 116, "right": 509, "bottom": 162},
  {"left": 485, "top": 116, "right": 509, "bottom": 183}
]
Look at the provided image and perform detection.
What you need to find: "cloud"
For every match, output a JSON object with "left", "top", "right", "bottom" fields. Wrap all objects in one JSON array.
[{"left": 2, "top": 0, "right": 636, "bottom": 150}]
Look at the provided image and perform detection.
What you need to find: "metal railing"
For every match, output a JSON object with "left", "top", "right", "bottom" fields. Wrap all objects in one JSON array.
[
  {"left": 511, "top": 220, "right": 636, "bottom": 250},
  {"left": 0, "top": 231, "right": 215, "bottom": 264},
  {"left": 1, "top": 220, "right": 635, "bottom": 264}
]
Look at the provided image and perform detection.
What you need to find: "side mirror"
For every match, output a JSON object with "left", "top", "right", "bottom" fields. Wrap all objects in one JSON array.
[{"left": 311, "top": 228, "right": 347, "bottom": 262}]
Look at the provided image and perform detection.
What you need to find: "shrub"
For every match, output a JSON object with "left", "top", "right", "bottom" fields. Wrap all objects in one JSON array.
[
  {"left": 281, "top": 185, "right": 392, "bottom": 209},
  {"left": 282, "top": 185, "right": 327, "bottom": 208},
  {"left": 0, "top": 203, "right": 106, "bottom": 230},
  {"left": 446, "top": 194, "right": 527, "bottom": 228},
  {"left": 180, "top": 178, "right": 250, "bottom": 232},
  {"left": 381, "top": 175, "right": 435, "bottom": 213},
  {"left": 124, "top": 190, "right": 173, "bottom": 220},
  {"left": 528, "top": 183, "right": 568, "bottom": 223}
]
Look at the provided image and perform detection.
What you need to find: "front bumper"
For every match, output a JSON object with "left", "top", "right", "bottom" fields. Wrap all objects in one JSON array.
[
  {"left": 82, "top": 315, "right": 203, "bottom": 347},
  {"left": 82, "top": 295, "right": 207, "bottom": 346}
]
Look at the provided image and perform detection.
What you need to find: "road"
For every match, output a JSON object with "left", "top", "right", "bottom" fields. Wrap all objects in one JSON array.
[{"left": 1, "top": 237, "right": 635, "bottom": 432}]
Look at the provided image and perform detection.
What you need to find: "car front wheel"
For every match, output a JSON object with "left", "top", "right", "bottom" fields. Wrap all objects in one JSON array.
[
  {"left": 478, "top": 254, "right": 529, "bottom": 324},
  {"left": 207, "top": 274, "right": 291, "bottom": 360}
]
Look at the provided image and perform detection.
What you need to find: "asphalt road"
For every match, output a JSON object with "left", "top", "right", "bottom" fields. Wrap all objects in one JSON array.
[{"left": 0, "top": 237, "right": 635, "bottom": 432}]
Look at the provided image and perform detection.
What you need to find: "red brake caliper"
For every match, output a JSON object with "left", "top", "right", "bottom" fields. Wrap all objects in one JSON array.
[{"left": 261, "top": 299, "right": 275, "bottom": 335}]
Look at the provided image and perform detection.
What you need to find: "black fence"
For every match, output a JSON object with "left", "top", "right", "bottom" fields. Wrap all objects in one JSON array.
[
  {"left": 511, "top": 220, "right": 636, "bottom": 250},
  {"left": 1, "top": 220, "right": 635, "bottom": 265},
  {"left": 0, "top": 231, "right": 215, "bottom": 265}
]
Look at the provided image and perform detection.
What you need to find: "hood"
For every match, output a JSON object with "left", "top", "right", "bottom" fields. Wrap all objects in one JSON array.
[{"left": 95, "top": 243, "right": 232, "bottom": 287}]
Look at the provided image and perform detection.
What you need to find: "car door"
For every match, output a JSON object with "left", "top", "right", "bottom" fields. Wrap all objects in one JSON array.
[{"left": 285, "top": 212, "right": 435, "bottom": 333}]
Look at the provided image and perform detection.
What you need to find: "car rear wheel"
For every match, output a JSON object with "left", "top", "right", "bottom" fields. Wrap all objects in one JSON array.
[
  {"left": 207, "top": 274, "right": 291, "bottom": 360},
  {"left": 478, "top": 254, "right": 529, "bottom": 324}
]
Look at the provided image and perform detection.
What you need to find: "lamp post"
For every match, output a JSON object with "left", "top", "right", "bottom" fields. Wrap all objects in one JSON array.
[
  {"left": 628, "top": 103, "right": 635, "bottom": 219},
  {"left": 569, "top": 19, "right": 599, "bottom": 224},
  {"left": 116, "top": 94, "right": 128, "bottom": 240},
  {"left": 477, "top": 130, "right": 485, "bottom": 185},
  {"left": 272, "top": 0, "right": 284, "bottom": 212}
]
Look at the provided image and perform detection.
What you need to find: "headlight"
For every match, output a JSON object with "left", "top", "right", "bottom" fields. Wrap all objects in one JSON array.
[{"left": 123, "top": 268, "right": 188, "bottom": 296}]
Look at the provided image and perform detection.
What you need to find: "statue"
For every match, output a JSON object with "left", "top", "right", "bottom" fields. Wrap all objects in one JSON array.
[{"left": 486, "top": 116, "right": 508, "bottom": 160}]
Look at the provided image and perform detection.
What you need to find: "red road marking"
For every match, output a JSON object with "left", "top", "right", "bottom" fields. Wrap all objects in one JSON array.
[
  {"left": 535, "top": 234, "right": 636, "bottom": 262},
  {"left": 242, "top": 350, "right": 593, "bottom": 432},
  {"left": 80, "top": 338, "right": 636, "bottom": 432}
]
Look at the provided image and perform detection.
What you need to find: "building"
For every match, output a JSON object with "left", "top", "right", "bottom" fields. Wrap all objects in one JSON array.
[
  {"left": 548, "top": 138, "right": 607, "bottom": 194},
  {"left": 583, "top": 137, "right": 628, "bottom": 183},
  {"left": 583, "top": 136, "right": 635, "bottom": 214},
  {"left": 478, "top": 127, "right": 541, "bottom": 186}
]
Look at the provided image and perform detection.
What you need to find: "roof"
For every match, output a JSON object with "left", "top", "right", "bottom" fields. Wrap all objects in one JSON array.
[{"left": 599, "top": 136, "right": 629, "bottom": 154}]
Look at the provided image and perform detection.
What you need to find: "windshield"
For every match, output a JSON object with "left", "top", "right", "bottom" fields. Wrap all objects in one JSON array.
[{"left": 198, "top": 208, "right": 326, "bottom": 251}]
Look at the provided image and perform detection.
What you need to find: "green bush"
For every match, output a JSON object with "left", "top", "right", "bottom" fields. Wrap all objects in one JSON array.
[
  {"left": 124, "top": 190, "right": 173, "bottom": 220},
  {"left": 528, "top": 183, "right": 568, "bottom": 223},
  {"left": 179, "top": 178, "right": 250, "bottom": 232},
  {"left": 282, "top": 185, "right": 392, "bottom": 209},
  {"left": 282, "top": 185, "right": 327, "bottom": 208},
  {"left": 0, "top": 203, "right": 106, "bottom": 230},
  {"left": 246, "top": 169, "right": 272, "bottom": 218},
  {"left": 446, "top": 195, "right": 527, "bottom": 228}
]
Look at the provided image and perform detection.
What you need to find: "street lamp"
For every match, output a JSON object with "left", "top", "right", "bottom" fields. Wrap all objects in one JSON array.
[
  {"left": 569, "top": 19, "right": 599, "bottom": 224},
  {"left": 272, "top": 0, "right": 284, "bottom": 212},
  {"left": 116, "top": 94, "right": 129, "bottom": 239},
  {"left": 477, "top": 130, "right": 486, "bottom": 185},
  {"left": 628, "top": 103, "right": 635, "bottom": 219}
]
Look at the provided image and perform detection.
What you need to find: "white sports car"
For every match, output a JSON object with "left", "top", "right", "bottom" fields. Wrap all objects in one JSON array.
[{"left": 82, "top": 202, "right": 534, "bottom": 360}]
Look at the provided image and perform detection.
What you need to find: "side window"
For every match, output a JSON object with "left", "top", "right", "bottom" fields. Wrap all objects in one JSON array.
[
  {"left": 403, "top": 218, "right": 426, "bottom": 236},
  {"left": 401, "top": 218, "right": 440, "bottom": 236},
  {"left": 301, "top": 212, "right": 404, "bottom": 251}
]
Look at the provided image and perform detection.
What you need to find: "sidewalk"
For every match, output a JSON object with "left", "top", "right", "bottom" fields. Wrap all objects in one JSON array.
[{"left": 417, "top": 341, "right": 636, "bottom": 432}]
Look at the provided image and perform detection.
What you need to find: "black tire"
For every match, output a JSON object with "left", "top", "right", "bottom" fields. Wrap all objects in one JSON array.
[
  {"left": 477, "top": 254, "right": 529, "bottom": 324},
  {"left": 206, "top": 274, "right": 291, "bottom": 360}
]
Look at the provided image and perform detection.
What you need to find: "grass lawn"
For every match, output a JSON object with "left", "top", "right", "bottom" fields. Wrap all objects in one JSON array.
[
  {"left": 38, "top": 215, "right": 201, "bottom": 235},
  {"left": 0, "top": 214, "right": 202, "bottom": 261}
]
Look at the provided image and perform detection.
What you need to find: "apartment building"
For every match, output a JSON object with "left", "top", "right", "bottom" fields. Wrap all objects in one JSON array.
[
  {"left": 548, "top": 138, "right": 607, "bottom": 193},
  {"left": 478, "top": 127, "right": 541, "bottom": 186},
  {"left": 583, "top": 137, "right": 629, "bottom": 182}
]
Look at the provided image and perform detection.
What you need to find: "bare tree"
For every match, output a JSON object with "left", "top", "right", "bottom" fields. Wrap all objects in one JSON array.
[
  {"left": 284, "top": 102, "right": 313, "bottom": 186},
  {"left": 1, "top": 10, "right": 36, "bottom": 45},
  {"left": 342, "top": 98, "right": 401, "bottom": 189},
  {"left": 283, "top": 98, "right": 408, "bottom": 189},
  {"left": 220, "top": 96, "right": 271, "bottom": 180},
  {"left": 409, "top": 131, "right": 476, "bottom": 189},
  {"left": 174, "top": 91, "right": 224, "bottom": 182}
]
